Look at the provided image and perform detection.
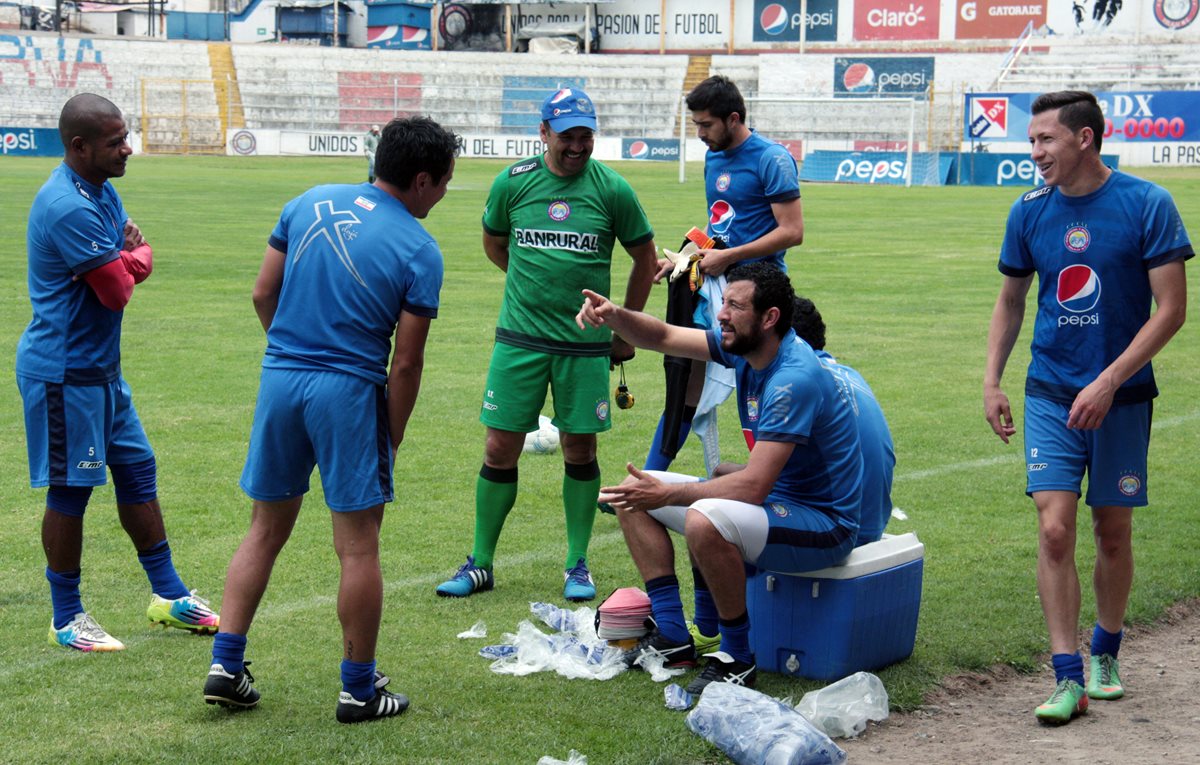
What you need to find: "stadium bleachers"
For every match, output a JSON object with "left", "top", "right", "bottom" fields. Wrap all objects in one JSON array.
[
  {"left": 5, "top": 28, "right": 1198, "bottom": 155},
  {"left": 230, "top": 45, "right": 688, "bottom": 136},
  {"left": 998, "top": 35, "right": 1200, "bottom": 91}
]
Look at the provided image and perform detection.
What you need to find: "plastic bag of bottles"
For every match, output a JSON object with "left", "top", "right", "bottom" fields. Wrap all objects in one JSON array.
[
  {"left": 795, "top": 671, "right": 889, "bottom": 739},
  {"left": 686, "top": 682, "right": 847, "bottom": 765},
  {"left": 487, "top": 620, "right": 624, "bottom": 680}
]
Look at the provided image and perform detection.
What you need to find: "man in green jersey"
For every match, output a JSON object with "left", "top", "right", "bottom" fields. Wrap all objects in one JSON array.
[{"left": 437, "top": 88, "right": 659, "bottom": 601}]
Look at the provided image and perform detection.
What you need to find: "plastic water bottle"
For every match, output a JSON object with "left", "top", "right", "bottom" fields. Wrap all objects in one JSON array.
[
  {"left": 478, "top": 644, "right": 518, "bottom": 660},
  {"left": 530, "top": 601, "right": 576, "bottom": 632},
  {"left": 686, "top": 682, "right": 847, "bottom": 765}
]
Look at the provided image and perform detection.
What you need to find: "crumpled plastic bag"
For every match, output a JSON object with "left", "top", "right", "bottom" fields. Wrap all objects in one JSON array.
[
  {"left": 486, "top": 603, "right": 623, "bottom": 680},
  {"left": 795, "top": 671, "right": 890, "bottom": 739},
  {"left": 687, "top": 682, "right": 846, "bottom": 765},
  {"left": 635, "top": 649, "right": 686, "bottom": 682},
  {"left": 456, "top": 620, "right": 486, "bottom": 639},
  {"left": 537, "top": 750, "right": 587, "bottom": 765}
]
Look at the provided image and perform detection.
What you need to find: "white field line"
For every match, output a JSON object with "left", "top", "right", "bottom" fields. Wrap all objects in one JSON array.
[{"left": 895, "top": 409, "right": 1198, "bottom": 484}]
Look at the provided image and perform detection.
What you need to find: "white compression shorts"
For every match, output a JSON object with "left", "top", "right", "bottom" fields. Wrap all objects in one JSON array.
[{"left": 643, "top": 470, "right": 768, "bottom": 564}]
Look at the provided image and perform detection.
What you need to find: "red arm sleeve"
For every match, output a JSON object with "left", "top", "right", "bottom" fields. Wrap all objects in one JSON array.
[
  {"left": 82, "top": 258, "right": 135, "bottom": 312},
  {"left": 119, "top": 243, "right": 153, "bottom": 284}
]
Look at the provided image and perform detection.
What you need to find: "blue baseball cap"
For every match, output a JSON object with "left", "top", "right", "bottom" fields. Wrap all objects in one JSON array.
[{"left": 540, "top": 88, "right": 597, "bottom": 133}]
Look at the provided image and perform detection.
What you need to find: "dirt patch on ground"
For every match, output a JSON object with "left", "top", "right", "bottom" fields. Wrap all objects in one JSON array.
[{"left": 838, "top": 600, "right": 1200, "bottom": 764}]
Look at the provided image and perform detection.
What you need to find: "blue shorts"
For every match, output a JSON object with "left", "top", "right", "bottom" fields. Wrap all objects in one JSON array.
[
  {"left": 240, "top": 367, "right": 393, "bottom": 512},
  {"left": 18, "top": 374, "right": 154, "bottom": 488},
  {"left": 1023, "top": 395, "right": 1151, "bottom": 507}
]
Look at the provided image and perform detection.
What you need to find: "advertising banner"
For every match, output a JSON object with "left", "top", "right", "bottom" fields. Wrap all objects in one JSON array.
[
  {"left": 458, "top": 134, "right": 548, "bottom": 159},
  {"left": 529, "top": 1, "right": 728, "bottom": 52},
  {"left": 1, "top": 126, "right": 61, "bottom": 156},
  {"left": 800, "top": 150, "right": 954, "bottom": 185},
  {"left": 952, "top": 152, "right": 1119, "bottom": 185},
  {"left": 955, "top": 0, "right": 1046, "bottom": 39},
  {"left": 752, "top": 0, "right": 838, "bottom": 43},
  {"left": 965, "top": 92, "right": 1200, "bottom": 143},
  {"left": 833, "top": 56, "right": 933, "bottom": 97},
  {"left": 621, "top": 138, "right": 680, "bottom": 161},
  {"left": 853, "top": 0, "right": 939, "bottom": 41},
  {"left": 280, "top": 130, "right": 364, "bottom": 156}
]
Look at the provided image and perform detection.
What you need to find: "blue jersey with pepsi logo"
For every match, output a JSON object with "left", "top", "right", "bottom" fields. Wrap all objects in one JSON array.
[
  {"left": 999, "top": 170, "right": 1193, "bottom": 405},
  {"left": 17, "top": 163, "right": 129, "bottom": 384},
  {"left": 704, "top": 130, "right": 800, "bottom": 269},
  {"left": 265, "top": 183, "right": 443, "bottom": 385},
  {"left": 708, "top": 329, "right": 863, "bottom": 531},
  {"left": 814, "top": 349, "right": 895, "bottom": 545}
]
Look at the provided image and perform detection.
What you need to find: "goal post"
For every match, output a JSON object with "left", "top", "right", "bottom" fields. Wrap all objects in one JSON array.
[{"left": 678, "top": 96, "right": 928, "bottom": 186}]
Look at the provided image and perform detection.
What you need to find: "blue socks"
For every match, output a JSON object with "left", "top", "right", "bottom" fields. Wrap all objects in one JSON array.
[
  {"left": 212, "top": 632, "right": 247, "bottom": 674},
  {"left": 341, "top": 659, "right": 377, "bottom": 702},
  {"left": 643, "top": 408, "right": 695, "bottom": 471},
  {"left": 718, "top": 612, "right": 753, "bottom": 664},
  {"left": 137, "top": 540, "right": 189, "bottom": 600},
  {"left": 46, "top": 567, "right": 83, "bottom": 629},
  {"left": 645, "top": 575, "right": 689, "bottom": 644},
  {"left": 1091, "top": 623, "right": 1123, "bottom": 659},
  {"left": 1051, "top": 652, "right": 1085, "bottom": 686},
  {"left": 692, "top": 567, "right": 718, "bottom": 638}
]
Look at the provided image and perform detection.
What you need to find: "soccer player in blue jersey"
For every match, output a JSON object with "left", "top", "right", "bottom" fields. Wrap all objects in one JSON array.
[
  {"left": 202, "top": 116, "right": 459, "bottom": 723},
  {"left": 790, "top": 296, "right": 895, "bottom": 548},
  {"left": 577, "top": 263, "right": 863, "bottom": 695},
  {"left": 984, "top": 91, "right": 1191, "bottom": 724},
  {"left": 17, "top": 93, "right": 219, "bottom": 653},
  {"left": 644, "top": 75, "right": 804, "bottom": 473}
]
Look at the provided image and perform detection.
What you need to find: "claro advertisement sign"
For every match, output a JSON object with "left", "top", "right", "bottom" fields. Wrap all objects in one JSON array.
[
  {"left": 853, "top": 0, "right": 939, "bottom": 40},
  {"left": 956, "top": 0, "right": 1045, "bottom": 39}
]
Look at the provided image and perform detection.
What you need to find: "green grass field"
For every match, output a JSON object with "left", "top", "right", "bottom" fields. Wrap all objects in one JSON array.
[{"left": 1, "top": 155, "right": 1197, "bottom": 765}]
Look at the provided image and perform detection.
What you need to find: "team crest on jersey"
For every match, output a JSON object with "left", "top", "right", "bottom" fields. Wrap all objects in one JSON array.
[
  {"left": 1022, "top": 186, "right": 1052, "bottom": 203},
  {"left": 746, "top": 396, "right": 760, "bottom": 422},
  {"left": 1064, "top": 224, "right": 1090, "bottom": 253},
  {"left": 354, "top": 196, "right": 376, "bottom": 211},
  {"left": 715, "top": 173, "right": 731, "bottom": 192},
  {"left": 548, "top": 199, "right": 571, "bottom": 221},
  {"left": 595, "top": 400, "right": 609, "bottom": 421},
  {"left": 1118, "top": 474, "right": 1142, "bottom": 496},
  {"left": 768, "top": 503, "right": 789, "bottom": 518}
]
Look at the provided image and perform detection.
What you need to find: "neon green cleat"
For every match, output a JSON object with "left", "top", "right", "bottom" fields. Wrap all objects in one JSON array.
[
  {"left": 687, "top": 622, "right": 720, "bottom": 655},
  {"left": 1087, "top": 654, "right": 1124, "bottom": 700},
  {"left": 147, "top": 591, "right": 220, "bottom": 634},
  {"left": 1035, "top": 678, "right": 1089, "bottom": 723}
]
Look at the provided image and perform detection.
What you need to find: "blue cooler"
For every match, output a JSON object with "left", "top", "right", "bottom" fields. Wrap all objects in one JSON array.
[{"left": 746, "top": 532, "right": 924, "bottom": 681}]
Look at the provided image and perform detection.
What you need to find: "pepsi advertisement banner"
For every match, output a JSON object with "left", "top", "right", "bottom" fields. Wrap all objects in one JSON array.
[
  {"left": 834, "top": 57, "right": 933, "bottom": 98},
  {"left": 2, "top": 127, "right": 62, "bottom": 156},
  {"left": 953, "top": 152, "right": 1119, "bottom": 186},
  {"left": 801, "top": 150, "right": 955, "bottom": 186},
  {"left": 753, "top": 0, "right": 838, "bottom": 43},
  {"left": 622, "top": 138, "right": 679, "bottom": 161},
  {"left": 966, "top": 92, "right": 1200, "bottom": 143}
]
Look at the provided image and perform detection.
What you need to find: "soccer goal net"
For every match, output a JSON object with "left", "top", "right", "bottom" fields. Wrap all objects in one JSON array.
[{"left": 678, "top": 96, "right": 938, "bottom": 186}]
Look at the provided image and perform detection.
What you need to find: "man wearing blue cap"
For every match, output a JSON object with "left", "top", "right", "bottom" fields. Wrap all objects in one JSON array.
[{"left": 437, "top": 88, "right": 659, "bottom": 601}]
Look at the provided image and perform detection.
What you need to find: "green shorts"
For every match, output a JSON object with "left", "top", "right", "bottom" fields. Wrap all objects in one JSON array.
[{"left": 480, "top": 342, "right": 612, "bottom": 435}]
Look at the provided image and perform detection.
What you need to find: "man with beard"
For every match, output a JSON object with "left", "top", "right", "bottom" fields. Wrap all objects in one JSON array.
[
  {"left": 643, "top": 75, "right": 804, "bottom": 480},
  {"left": 577, "top": 263, "right": 863, "bottom": 695}
]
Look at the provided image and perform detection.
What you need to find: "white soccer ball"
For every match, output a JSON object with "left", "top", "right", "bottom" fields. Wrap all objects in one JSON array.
[{"left": 523, "top": 416, "right": 560, "bottom": 454}]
